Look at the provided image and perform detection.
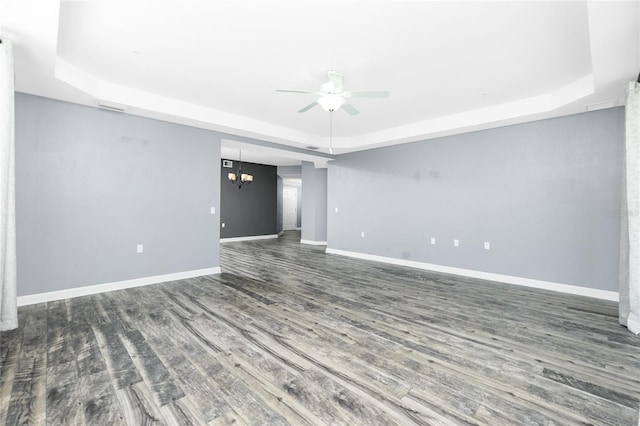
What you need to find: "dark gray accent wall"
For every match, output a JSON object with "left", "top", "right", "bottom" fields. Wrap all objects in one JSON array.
[
  {"left": 327, "top": 108, "right": 624, "bottom": 291},
  {"left": 220, "top": 160, "right": 277, "bottom": 238},
  {"left": 16, "top": 93, "right": 221, "bottom": 297},
  {"left": 301, "top": 162, "right": 328, "bottom": 242}
]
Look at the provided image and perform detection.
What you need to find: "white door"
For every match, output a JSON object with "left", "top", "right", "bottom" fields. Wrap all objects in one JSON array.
[{"left": 283, "top": 186, "right": 298, "bottom": 230}]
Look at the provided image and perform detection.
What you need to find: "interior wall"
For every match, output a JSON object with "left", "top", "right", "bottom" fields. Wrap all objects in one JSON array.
[
  {"left": 327, "top": 108, "right": 624, "bottom": 291},
  {"left": 277, "top": 165, "right": 302, "bottom": 176},
  {"left": 220, "top": 159, "right": 277, "bottom": 238},
  {"left": 296, "top": 185, "right": 302, "bottom": 228},
  {"left": 15, "top": 93, "right": 221, "bottom": 297},
  {"left": 277, "top": 175, "right": 283, "bottom": 234}
]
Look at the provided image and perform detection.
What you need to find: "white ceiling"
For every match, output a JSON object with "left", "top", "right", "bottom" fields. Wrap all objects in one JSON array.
[{"left": 1, "top": 0, "right": 638, "bottom": 165}]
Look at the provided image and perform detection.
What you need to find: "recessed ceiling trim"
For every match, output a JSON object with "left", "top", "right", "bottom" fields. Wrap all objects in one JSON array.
[
  {"left": 55, "top": 54, "right": 597, "bottom": 155},
  {"left": 54, "top": 57, "right": 324, "bottom": 148},
  {"left": 325, "top": 74, "right": 595, "bottom": 152}
]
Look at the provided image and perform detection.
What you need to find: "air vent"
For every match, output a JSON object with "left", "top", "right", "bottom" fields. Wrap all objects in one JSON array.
[
  {"left": 98, "top": 102, "right": 126, "bottom": 113},
  {"left": 585, "top": 100, "right": 617, "bottom": 112},
  {"left": 305, "top": 146, "right": 320, "bottom": 150},
  {"left": 222, "top": 160, "right": 233, "bottom": 168}
]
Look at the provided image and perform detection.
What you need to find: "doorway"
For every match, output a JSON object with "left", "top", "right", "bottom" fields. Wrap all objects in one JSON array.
[{"left": 283, "top": 186, "right": 298, "bottom": 230}]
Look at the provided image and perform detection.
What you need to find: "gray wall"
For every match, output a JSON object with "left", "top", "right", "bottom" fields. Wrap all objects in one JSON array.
[
  {"left": 277, "top": 165, "right": 302, "bottom": 176},
  {"left": 296, "top": 185, "right": 302, "bottom": 227},
  {"left": 220, "top": 160, "right": 277, "bottom": 238},
  {"left": 301, "top": 162, "right": 328, "bottom": 242},
  {"left": 277, "top": 175, "right": 283, "bottom": 233},
  {"left": 16, "top": 93, "right": 221, "bottom": 297},
  {"left": 327, "top": 108, "right": 624, "bottom": 291}
]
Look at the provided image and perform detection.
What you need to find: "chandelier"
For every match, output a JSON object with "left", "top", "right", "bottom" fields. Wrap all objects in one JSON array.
[{"left": 227, "top": 150, "right": 254, "bottom": 189}]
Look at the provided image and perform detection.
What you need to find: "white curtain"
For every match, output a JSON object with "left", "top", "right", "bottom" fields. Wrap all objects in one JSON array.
[
  {"left": 620, "top": 80, "right": 640, "bottom": 335},
  {"left": 0, "top": 39, "right": 17, "bottom": 332}
]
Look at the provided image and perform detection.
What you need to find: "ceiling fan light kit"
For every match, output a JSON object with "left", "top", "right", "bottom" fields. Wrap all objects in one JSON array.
[
  {"left": 277, "top": 69, "right": 389, "bottom": 115},
  {"left": 317, "top": 94, "right": 345, "bottom": 112},
  {"left": 277, "top": 70, "right": 390, "bottom": 153}
]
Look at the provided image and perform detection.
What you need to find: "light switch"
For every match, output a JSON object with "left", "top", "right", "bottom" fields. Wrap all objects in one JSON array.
[
  {"left": 335, "top": 207, "right": 339, "bottom": 213},
  {"left": 361, "top": 231, "right": 365, "bottom": 238},
  {"left": 484, "top": 242, "right": 491, "bottom": 250},
  {"left": 136, "top": 244, "right": 143, "bottom": 253},
  {"left": 453, "top": 239, "right": 459, "bottom": 247},
  {"left": 430, "top": 237, "right": 436, "bottom": 245},
  {"left": 222, "top": 223, "right": 225, "bottom": 228},
  {"left": 210, "top": 207, "right": 216, "bottom": 215}
]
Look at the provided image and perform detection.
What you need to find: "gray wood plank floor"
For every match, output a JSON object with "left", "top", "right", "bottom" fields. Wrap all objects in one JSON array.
[{"left": 1, "top": 230, "right": 639, "bottom": 425}]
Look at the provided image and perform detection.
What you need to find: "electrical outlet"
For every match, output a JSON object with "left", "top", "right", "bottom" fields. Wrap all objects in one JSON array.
[
  {"left": 430, "top": 237, "right": 436, "bottom": 245},
  {"left": 484, "top": 242, "right": 491, "bottom": 250},
  {"left": 453, "top": 239, "right": 459, "bottom": 247},
  {"left": 136, "top": 244, "right": 143, "bottom": 253},
  {"left": 210, "top": 207, "right": 216, "bottom": 214}
]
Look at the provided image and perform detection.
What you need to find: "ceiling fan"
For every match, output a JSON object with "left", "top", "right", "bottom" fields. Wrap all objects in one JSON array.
[{"left": 276, "top": 70, "right": 389, "bottom": 115}]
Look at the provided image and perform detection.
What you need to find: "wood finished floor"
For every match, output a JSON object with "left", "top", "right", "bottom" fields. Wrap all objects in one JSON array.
[{"left": 1, "top": 231, "right": 639, "bottom": 425}]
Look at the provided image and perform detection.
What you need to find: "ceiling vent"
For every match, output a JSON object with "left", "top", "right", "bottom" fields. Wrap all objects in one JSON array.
[
  {"left": 584, "top": 100, "right": 617, "bottom": 112},
  {"left": 97, "top": 101, "right": 126, "bottom": 113}
]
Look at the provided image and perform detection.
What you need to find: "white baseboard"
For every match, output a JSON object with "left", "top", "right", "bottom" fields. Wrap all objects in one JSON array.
[
  {"left": 17, "top": 267, "right": 222, "bottom": 307},
  {"left": 301, "top": 239, "right": 327, "bottom": 246},
  {"left": 220, "top": 234, "right": 279, "bottom": 243},
  {"left": 325, "top": 248, "right": 619, "bottom": 302}
]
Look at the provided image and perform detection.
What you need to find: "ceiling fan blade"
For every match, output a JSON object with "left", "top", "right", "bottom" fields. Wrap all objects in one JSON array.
[
  {"left": 276, "top": 89, "right": 320, "bottom": 94},
  {"left": 341, "top": 103, "right": 359, "bottom": 115},
  {"left": 343, "top": 90, "right": 390, "bottom": 98},
  {"left": 298, "top": 102, "right": 318, "bottom": 113}
]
